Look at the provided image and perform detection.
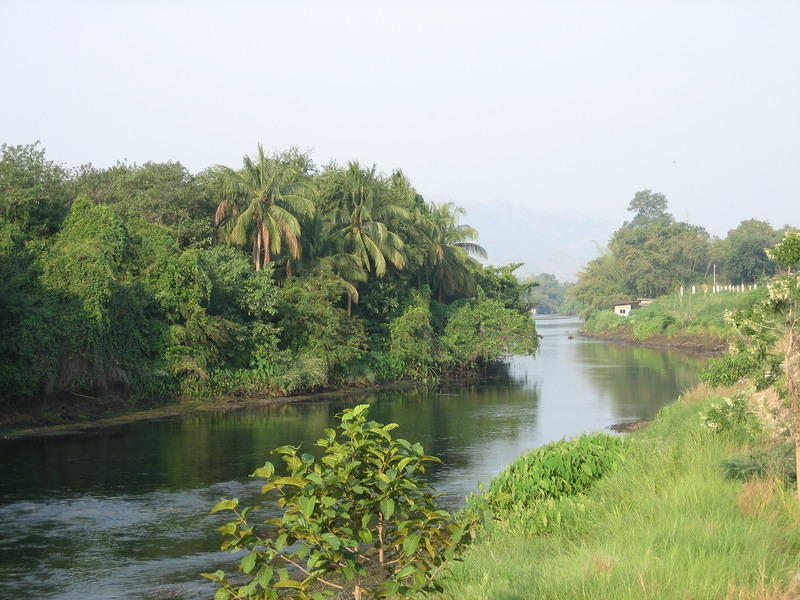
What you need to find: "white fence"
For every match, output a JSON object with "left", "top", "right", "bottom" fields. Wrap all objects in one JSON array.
[{"left": 678, "top": 283, "right": 758, "bottom": 296}]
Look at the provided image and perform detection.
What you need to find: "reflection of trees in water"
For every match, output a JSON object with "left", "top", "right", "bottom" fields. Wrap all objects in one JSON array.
[
  {"left": 576, "top": 342, "right": 707, "bottom": 420},
  {"left": 363, "top": 384, "right": 540, "bottom": 475},
  {"left": 4, "top": 381, "right": 541, "bottom": 503}
]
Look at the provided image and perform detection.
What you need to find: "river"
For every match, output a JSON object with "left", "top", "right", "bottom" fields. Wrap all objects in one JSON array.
[{"left": 0, "top": 317, "right": 706, "bottom": 599}]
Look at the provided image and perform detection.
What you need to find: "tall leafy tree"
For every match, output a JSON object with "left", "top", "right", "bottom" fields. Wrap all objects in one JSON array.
[
  {"left": 603, "top": 191, "right": 711, "bottom": 298},
  {"left": 0, "top": 142, "right": 72, "bottom": 237},
  {"left": 214, "top": 145, "right": 316, "bottom": 271},
  {"left": 722, "top": 219, "right": 780, "bottom": 283}
]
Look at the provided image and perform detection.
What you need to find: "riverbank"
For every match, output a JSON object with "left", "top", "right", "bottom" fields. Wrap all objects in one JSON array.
[
  {"left": 443, "top": 383, "right": 800, "bottom": 599},
  {"left": 578, "top": 289, "right": 769, "bottom": 353},
  {"left": 580, "top": 326, "right": 727, "bottom": 352},
  {"left": 0, "top": 380, "right": 427, "bottom": 440}
]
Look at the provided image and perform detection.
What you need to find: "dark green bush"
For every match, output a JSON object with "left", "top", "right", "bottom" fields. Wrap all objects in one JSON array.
[
  {"left": 722, "top": 442, "right": 796, "bottom": 483},
  {"left": 483, "top": 433, "right": 627, "bottom": 511}
]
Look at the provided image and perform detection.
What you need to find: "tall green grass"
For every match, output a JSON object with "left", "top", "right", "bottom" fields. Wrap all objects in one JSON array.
[{"left": 442, "top": 395, "right": 800, "bottom": 599}]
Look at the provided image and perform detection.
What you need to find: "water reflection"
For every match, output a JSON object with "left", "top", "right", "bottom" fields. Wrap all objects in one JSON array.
[{"left": 0, "top": 317, "right": 707, "bottom": 599}]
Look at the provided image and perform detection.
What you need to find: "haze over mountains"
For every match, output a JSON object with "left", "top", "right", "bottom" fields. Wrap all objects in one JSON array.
[{"left": 451, "top": 198, "right": 618, "bottom": 282}]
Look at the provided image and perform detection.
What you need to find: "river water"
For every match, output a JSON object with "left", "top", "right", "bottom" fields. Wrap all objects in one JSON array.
[{"left": 0, "top": 317, "right": 706, "bottom": 599}]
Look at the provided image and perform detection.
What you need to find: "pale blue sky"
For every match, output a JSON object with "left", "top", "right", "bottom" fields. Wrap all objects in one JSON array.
[{"left": 2, "top": 0, "right": 798, "bottom": 248}]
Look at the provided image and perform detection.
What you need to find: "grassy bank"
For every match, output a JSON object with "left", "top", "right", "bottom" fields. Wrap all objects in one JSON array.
[
  {"left": 581, "top": 289, "right": 767, "bottom": 351},
  {"left": 442, "top": 384, "right": 800, "bottom": 599}
]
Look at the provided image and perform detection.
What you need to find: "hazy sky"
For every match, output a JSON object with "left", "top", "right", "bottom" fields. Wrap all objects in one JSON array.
[{"left": 2, "top": 0, "right": 799, "bottom": 239}]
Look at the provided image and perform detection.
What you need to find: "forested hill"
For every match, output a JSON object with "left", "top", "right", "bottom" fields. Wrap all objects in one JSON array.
[
  {"left": 567, "top": 190, "right": 796, "bottom": 317},
  {"left": 0, "top": 143, "right": 537, "bottom": 417}
]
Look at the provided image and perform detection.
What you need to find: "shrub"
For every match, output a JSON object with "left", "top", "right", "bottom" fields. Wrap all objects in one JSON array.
[
  {"left": 204, "top": 404, "right": 476, "bottom": 599},
  {"left": 582, "top": 310, "right": 626, "bottom": 333},
  {"left": 482, "top": 433, "right": 627, "bottom": 512},
  {"left": 388, "top": 290, "right": 436, "bottom": 379},
  {"left": 441, "top": 289, "right": 537, "bottom": 366},
  {"left": 722, "top": 441, "right": 796, "bottom": 483},
  {"left": 701, "top": 341, "right": 784, "bottom": 391},
  {"left": 699, "top": 392, "right": 758, "bottom": 434},
  {"left": 631, "top": 311, "right": 676, "bottom": 340}
]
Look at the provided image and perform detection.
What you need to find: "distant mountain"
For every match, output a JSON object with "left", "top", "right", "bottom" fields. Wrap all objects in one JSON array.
[{"left": 457, "top": 200, "right": 618, "bottom": 281}]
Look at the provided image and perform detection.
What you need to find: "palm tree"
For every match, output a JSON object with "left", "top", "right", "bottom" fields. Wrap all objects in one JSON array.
[
  {"left": 421, "top": 201, "right": 487, "bottom": 302},
  {"left": 331, "top": 162, "right": 408, "bottom": 277},
  {"left": 214, "top": 145, "right": 315, "bottom": 271},
  {"left": 293, "top": 210, "right": 368, "bottom": 315}
]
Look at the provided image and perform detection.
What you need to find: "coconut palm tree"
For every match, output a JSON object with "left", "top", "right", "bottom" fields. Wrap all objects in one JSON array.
[
  {"left": 422, "top": 201, "right": 487, "bottom": 302},
  {"left": 292, "top": 210, "right": 368, "bottom": 315},
  {"left": 331, "top": 162, "right": 408, "bottom": 277},
  {"left": 214, "top": 145, "right": 315, "bottom": 271}
]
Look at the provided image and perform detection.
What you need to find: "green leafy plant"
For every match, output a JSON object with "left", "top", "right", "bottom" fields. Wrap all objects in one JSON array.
[
  {"left": 203, "top": 404, "right": 476, "bottom": 599},
  {"left": 482, "top": 433, "right": 627, "bottom": 512},
  {"left": 699, "top": 393, "right": 758, "bottom": 434}
]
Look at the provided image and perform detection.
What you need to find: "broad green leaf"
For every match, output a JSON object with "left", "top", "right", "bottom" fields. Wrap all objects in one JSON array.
[
  {"left": 306, "top": 472, "right": 324, "bottom": 486},
  {"left": 298, "top": 496, "right": 316, "bottom": 517},
  {"left": 214, "top": 589, "right": 231, "bottom": 600},
  {"left": 238, "top": 581, "right": 258, "bottom": 596},
  {"left": 397, "top": 457, "right": 414, "bottom": 472},
  {"left": 275, "top": 533, "right": 288, "bottom": 552},
  {"left": 273, "top": 476, "right": 308, "bottom": 487},
  {"left": 359, "top": 527, "right": 373, "bottom": 543},
  {"left": 240, "top": 552, "right": 257, "bottom": 574},
  {"left": 403, "top": 533, "right": 421, "bottom": 556},
  {"left": 384, "top": 580, "right": 400, "bottom": 596},
  {"left": 211, "top": 498, "right": 238, "bottom": 513},
  {"left": 320, "top": 533, "right": 341, "bottom": 549},
  {"left": 252, "top": 462, "right": 275, "bottom": 478},
  {"left": 256, "top": 566, "right": 274, "bottom": 587},
  {"left": 396, "top": 565, "right": 416, "bottom": 579},
  {"left": 352, "top": 404, "right": 370, "bottom": 417},
  {"left": 380, "top": 498, "right": 395, "bottom": 519}
]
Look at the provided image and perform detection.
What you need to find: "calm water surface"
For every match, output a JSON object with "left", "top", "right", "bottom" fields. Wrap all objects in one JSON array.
[{"left": 0, "top": 317, "right": 706, "bottom": 599}]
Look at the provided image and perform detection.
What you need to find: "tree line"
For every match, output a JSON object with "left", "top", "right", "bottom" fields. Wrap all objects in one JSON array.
[
  {"left": 568, "top": 190, "right": 794, "bottom": 316},
  {"left": 0, "top": 142, "right": 537, "bottom": 412}
]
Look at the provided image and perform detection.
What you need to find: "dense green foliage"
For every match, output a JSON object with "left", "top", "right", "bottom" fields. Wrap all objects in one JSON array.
[
  {"left": 568, "top": 189, "right": 791, "bottom": 317},
  {"left": 482, "top": 433, "right": 626, "bottom": 512},
  {"left": 0, "top": 143, "right": 537, "bottom": 411},
  {"left": 521, "top": 272, "right": 573, "bottom": 314},
  {"left": 205, "top": 404, "right": 476, "bottom": 599}
]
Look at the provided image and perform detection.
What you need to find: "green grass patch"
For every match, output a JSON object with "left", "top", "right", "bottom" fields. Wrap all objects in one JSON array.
[
  {"left": 442, "top": 393, "right": 800, "bottom": 599},
  {"left": 583, "top": 289, "right": 767, "bottom": 345}
]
